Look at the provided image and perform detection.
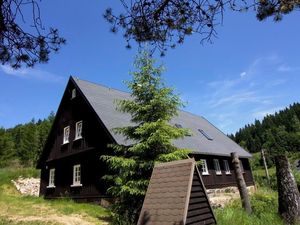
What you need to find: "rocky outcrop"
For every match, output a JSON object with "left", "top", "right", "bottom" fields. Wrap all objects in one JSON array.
[{"left": 11, "top": 177, "right": 40, "bottom": 196}]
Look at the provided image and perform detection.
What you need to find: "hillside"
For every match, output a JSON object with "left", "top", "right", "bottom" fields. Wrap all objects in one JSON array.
[{"left": 231, "top": 103, "right": 300, "bottom": 154}]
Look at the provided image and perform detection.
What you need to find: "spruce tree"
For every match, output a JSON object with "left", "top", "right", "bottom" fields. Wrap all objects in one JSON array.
[{"left": 101, "top": 51, "right": 190, "bottom": 224}]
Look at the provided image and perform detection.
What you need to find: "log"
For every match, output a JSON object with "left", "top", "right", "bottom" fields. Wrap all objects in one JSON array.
[{"left": 231, "top": 152, "right": 252, "bottom": 214}]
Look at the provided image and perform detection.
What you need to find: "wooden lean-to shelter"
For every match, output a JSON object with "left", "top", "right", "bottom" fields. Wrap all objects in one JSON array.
[{"left": 138, "top": 158, "right": 216, "bottom": 225}]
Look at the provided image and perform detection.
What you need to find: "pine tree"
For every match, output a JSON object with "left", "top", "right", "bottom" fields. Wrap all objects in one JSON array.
[
  {"left": 0, "top": 127, "right": 15, "bottom": 167},
  {"left": 101, "top": 51, "right": 190, "bottom": 224}
]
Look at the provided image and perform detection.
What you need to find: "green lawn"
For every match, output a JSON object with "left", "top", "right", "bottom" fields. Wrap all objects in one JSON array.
[
  {"left": 1, "top": 164, "right": 299, "bottom": 225},
  {"left": 0, "top": 168, "right": 109, "bottom": 225}
]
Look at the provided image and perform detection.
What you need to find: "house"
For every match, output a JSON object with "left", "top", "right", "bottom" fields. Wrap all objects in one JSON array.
[{"left": 37, "top": 76, "right": 254, "bottom": 202}]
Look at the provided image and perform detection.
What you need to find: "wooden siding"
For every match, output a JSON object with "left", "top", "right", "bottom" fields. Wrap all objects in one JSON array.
[
  {"left": 186, "top": 170, "right": 216, "bottom": 225},
  {"left": 192, "top": 154, "right": 254, "bottom": 189},
  {"left": 39, "top": 82, "right": 113, "bottom": 199},
  {"left": 40, "top": 150, "right": 109, "bottom": 199}
]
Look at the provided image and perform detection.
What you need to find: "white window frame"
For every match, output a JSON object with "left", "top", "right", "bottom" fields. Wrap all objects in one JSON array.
[
  {"left": 240, "top": 160, "right": 245, "bottom": 173},
  {"left": 223, "top": 160, "right": 231, "bottom": 175},
  {"left": 213, "top": 159, "right": 222, "bottom": 175},
  {"left": 201, "top": 159, "right": 209, "bottom": 175},
  {"left": 71, "top": 88, "right": 76, "bottom": 99},
  {"left": 74, "top": 121, "right": 83, "bottom": 140},
  {"left": 71, "top": 164, "right": 82, "bottom": 187},
  {"left": 63, "top": 126, "right": 70, "bottom": 144},
  {"left": 47, "top": 168, "right": 55, "bottom": 188}
]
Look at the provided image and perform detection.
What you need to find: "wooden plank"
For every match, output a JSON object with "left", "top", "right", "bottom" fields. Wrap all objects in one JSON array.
[
  {"left": 187, "top": 207, "right": 210, "bottom": 217},
  {"left": 189, "top": 196, "right": 207, "bottom": 204},
  {"left": 190, "top": 191, "right": 205, "bottom": 198},
  {"left": 186, "top": 213, "right": 213, "bottom": 224},
  {"left": 188, "top": 202, "right": 209, "bottom": 211},
  {"left": 191, "top": 185, "right": 203, "bottom": 192},
  {"left": 186, "top": 218, "right": 216, "bottom": 225}
]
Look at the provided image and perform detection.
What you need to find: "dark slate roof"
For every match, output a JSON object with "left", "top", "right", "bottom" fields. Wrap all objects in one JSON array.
[
  {"left": 137, "top": 158, "right": 216, "bottom": 225},
  {"left": 73, "top": 77, "right": 251, "bottom": 158}
]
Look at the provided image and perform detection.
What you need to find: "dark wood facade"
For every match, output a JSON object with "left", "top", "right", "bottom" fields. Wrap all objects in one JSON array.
[
  {"left": 38, "top": 80, "right": 112, "bottom": 201},
  {"left": 193, "top": 155, "right": 254, "bottom": 189},
  {"left": 38, "top": 78, "right": 254, "bottom": 201}
]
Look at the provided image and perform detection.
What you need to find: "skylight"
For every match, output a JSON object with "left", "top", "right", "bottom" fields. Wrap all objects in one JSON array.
[
  {"left": 175, "top": 123, "right": 183, "bottom": 128},
  {"left": 198, "top": 129, "right": 213, "bottom": 140}
]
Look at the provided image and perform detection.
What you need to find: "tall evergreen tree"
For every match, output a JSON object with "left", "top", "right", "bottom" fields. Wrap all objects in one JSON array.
[
  {"left": 102, "top": 51, "right": 190, "bottom": 224},
  {"left": 0, "top": 127, "right": 15, "bottom": 167}
]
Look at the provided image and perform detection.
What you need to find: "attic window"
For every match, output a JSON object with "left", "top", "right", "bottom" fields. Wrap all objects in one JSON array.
[
  {"left": 71, "top": 89, "right": 76, "bottom": 99},
  {"left": 175, "top": 123, "right": 182, "bottom": 128},
  {"left": 63, "top": 126, "right": 70, "bottom": 144},
  {"left": 198, "top": 129, "right": 213, "bottom": 140}
]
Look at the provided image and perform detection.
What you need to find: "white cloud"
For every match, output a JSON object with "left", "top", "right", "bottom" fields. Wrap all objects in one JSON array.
[
  {"left": 0, "top": 65, "right": 65, "bottom": 83},
  {"left": 240, "top": 72, "right": 247, "bottom": 77},
  {"left": 277, "top": 64, "right": 300, "bottom": 73},
  {"left": 252, "top": 107, "right": 284, "bottom": 120}
]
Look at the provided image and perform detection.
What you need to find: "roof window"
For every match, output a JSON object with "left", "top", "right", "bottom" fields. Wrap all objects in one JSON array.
[
  {"left": 175, "top": 123, "right": 183, "bottom": 128},
  {"left": 198, "top": 129, "right": 213, "bottom": 140}
]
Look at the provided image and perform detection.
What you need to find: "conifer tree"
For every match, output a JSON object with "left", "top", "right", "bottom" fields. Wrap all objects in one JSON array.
[{"left": 102, "top": 51, "right": 190, "bottom": 224}]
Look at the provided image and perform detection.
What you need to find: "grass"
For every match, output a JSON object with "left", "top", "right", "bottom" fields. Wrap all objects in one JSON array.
[
  {"left": 215, "top": 188, "right": 285, "bottom": 225},
  {"left": 0, "top": 167, "right": 109, "bottom": 225},
  {"left": 2, "top": 159, "right": 300, "bottom": 225}
]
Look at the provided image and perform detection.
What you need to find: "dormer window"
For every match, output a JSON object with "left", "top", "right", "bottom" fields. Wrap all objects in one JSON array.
[
  {"left": 63, "top": 126, "right": 70, "bottom": 144},
  {"left": 71, "top": 89, "right": 76, "bottom": 99},
  {"left": 75, "top": 121, "right": 83, "bottom": 140}
]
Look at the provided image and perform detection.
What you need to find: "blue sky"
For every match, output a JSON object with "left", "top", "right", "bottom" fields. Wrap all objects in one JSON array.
[{"left": 0, "top": 1, "right": 299, "bottom": 134}]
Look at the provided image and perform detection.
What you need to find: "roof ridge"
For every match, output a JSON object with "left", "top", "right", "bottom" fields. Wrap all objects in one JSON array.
[{"left": 71, "top": 75, "right": 132, "bottom": 95}]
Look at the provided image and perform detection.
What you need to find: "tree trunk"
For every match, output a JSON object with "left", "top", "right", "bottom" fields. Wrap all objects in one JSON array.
[
  {"left": 275, "top": 155, "right": 300, "bottom": 224},
  {"left": 261, "top": 149, "right": 270, "bottom": 184},
  {"left": 231, "top": 152, "right": 252, "bottom": 214}
]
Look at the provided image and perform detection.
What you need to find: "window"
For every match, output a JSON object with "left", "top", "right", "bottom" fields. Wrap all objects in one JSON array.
[
  {"left": 75, "top": 121, "right": 83, "bottom": 140},
  {"left": 240, "top": 160, "right": 244, "bottom": 173},
  {"left": 63, "top": 126, "right": 70, "bottom": 144},
  {"left": 71, "top": 164, "right": 82, "bottom": 187},
  {"left": 175, "top": 123, "right": 182, "bottom": 128},
  {"left": 71, "top": 89, "right": 76, "bottom": 99},
  {"left": 47, "top": 168, "right": 55, "bottom": 188},
  {"left": 200, "top": 159, "right": 209, "bottom": 175},
  {"left": 213, "top": 159, "right": 222, "bottom": 175},
  {"left": 198, "top": 129, "right": 213, "bottom": 140},
  {"left": 223, "top": 160, "right": 231, "bottom": 174}
]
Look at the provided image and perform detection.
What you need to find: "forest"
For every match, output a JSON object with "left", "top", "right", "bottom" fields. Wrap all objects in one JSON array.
[
  {"left": 0, "top": 112, "right": 55, "bottom": 168},
  {"left": 230, "top": 102, "right": 300, "bottom": 154}
]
